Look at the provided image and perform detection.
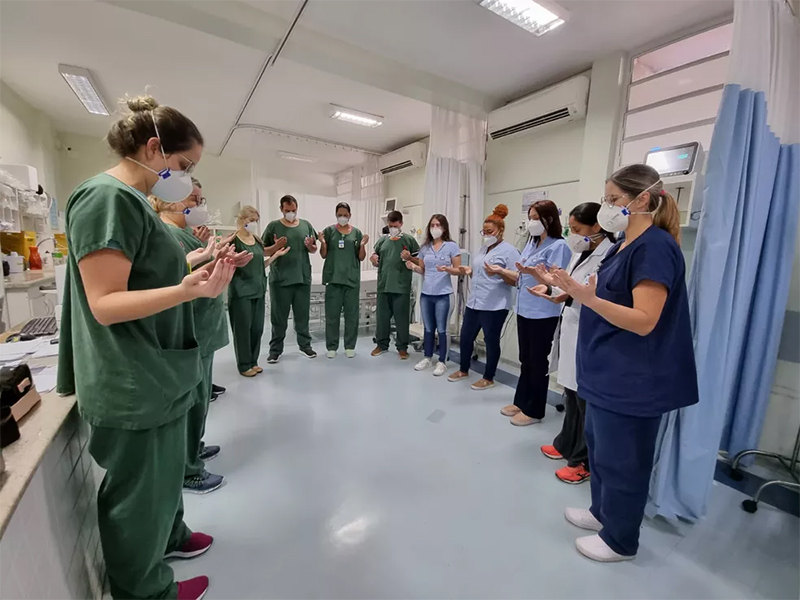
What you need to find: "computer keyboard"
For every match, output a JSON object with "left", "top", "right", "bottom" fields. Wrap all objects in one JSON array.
[{"left": 20, "top": 316, "right": 58, "bottom": 337}]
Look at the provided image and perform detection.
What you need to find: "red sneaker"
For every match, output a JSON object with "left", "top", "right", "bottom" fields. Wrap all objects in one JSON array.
[
  {"left": 556, "top": 464, "right": 590, "bottom": 485},
  {"left": 166, "top": 532, "right": 214, "bottom": 559},
  {"left": 177, "top": 576, "right": 209, "bottom": 600},
  {"left": 541, "top": 445, "right": 563, "bottom": 460}
]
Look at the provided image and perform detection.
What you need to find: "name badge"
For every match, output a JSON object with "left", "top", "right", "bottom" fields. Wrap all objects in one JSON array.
[{"left": 338, "top": 239, "right": 345, "bottom": 249}]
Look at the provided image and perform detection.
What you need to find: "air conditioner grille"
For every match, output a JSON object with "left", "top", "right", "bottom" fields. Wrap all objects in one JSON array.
[
  {"left": 490, "top": 107, "right": 572, "bottom": 140},
  {"left": 380, "top": 160, "right": 414, "bottom": 175}
]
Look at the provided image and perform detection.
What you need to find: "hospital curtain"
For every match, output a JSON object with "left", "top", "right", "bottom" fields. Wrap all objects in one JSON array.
[
  {"left": 647, "top": 0, "right": 800, "bottom": 521},
  {"left": 423, "top": 107, "right": 487, "bottom": 260},
  {"left": 347, "top": 157, "right": 384, "bottom": 272}
]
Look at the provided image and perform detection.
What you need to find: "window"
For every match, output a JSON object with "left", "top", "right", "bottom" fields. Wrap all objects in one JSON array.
[{"left": 620, "top": 23, "right": 733, "bottom": 169}]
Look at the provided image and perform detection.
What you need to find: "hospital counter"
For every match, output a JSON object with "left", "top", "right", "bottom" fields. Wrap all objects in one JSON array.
[{"left": 0, "top": 330, "right": 106, "bottom": 599}]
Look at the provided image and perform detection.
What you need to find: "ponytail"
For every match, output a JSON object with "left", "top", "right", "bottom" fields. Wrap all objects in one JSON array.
[{"left": 653, "top": 191, "right": 681, "bottom": 245}]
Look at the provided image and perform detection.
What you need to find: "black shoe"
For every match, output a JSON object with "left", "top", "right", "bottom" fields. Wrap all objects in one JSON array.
[
  {"left": 199, "top": 445, "right": 220, "bottom": 461},
  {"left": 267, "top": 354, "right": 280, "bottom": 364},
  {"left": 210, "top": 392, "right": 220, "bottom": 403},
  {"left": 211, "top": 383, "right": 226, "bottom": 396},
  {"left": 300, "top": 347, "right": 317, "bottom": 359}
]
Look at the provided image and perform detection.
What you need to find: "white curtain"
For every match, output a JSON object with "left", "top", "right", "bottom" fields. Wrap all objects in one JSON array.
[
  {"left": 423, "top": 107, "right": 487, "bottom": 259},
  {"left": 346, "top": 156, "right": 384, "bottom": 271}
]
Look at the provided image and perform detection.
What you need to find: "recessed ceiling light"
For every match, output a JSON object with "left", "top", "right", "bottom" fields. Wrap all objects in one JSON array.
[
  {"left": 278, "top": 151, "right": 316, "bottom": 163},
  {"left": 330, "top": 104, "right": 383, "bottom": 128},
  {"left": 479, "top": 0, "right": 566, "bottom": 36},
  {"left": 58, "top": 64, "right": 110, "bottom": 116}
]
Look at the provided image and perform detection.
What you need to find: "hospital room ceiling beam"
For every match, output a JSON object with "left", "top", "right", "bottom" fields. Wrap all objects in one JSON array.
[{"left": 101, "top": 0, "right": 494, "bottom": 124}]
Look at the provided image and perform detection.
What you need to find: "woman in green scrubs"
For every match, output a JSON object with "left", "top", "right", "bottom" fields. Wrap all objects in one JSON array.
[
  {"left": 154, "top": 180, "right": 253, "bottom": 494},
  {"left": 228, "top": 206, "right": 288, "bottom": 376},
  {"left": 56, "top": 96, "right": 234, "bottom": 600},
  {"left": 318, "top": 202, "right": 369, "bottom": 358}
]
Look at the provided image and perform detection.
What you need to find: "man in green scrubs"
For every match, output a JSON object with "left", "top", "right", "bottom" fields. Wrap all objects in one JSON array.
[
  {"left": 370, "top": 210, "right": 419, "bottom": 359},
  {"left": 263, "top": 195, "right": 318, "bottom": 362},
  {"left": 58, "top": 174, "right": 203, "bottom": 599},
  {"left": 318, "top": 202, "right": 368, "bottom": 357},
  {"left": 161, "top": 180, "right": 234, "bottom": 494}
]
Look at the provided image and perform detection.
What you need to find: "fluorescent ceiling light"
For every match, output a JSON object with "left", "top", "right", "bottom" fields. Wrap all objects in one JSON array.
[
  {"left": 330, "top": 104, "right": 383, "bottom": 128},
  {"left": 58, "top": 64, "right": 110, "bottom": 116},
  {"left": 278, "top": 151, "right": 316, "bottom": 163},
  {"left": 479, "top": 0, "right": 566, "bottom": 36}
]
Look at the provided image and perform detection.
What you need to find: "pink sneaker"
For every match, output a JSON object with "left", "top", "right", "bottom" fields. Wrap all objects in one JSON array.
[
  {"left": 177, "top": 576, "right": 209, "bottom": 600},
  {"left": 166, "top": 532, "right": 214, "bottom": 559}
]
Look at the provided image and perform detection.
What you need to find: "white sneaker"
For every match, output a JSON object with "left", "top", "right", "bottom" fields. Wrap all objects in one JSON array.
[
  {"left": 432, "top": 362, "right": 447, "bottom": 377},
  {"left": 345, "top": 349, "right": 356, "bottom": 359},
  {"left": 415, "top": 357, "right": 432, "bottom": 371},
  {"left": 564, "top": 508, "right": 602, "bottom": 532},
  {"left": 327, "top": 351, "right": 336, "bottom": 359},
  {"left": 575, "top": 534, "right": 635, "bottom": 563}
]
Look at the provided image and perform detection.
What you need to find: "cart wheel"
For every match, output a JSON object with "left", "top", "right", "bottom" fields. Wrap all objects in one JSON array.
[
  {"left": 742, "top": 499, "right": 758, "bottom": 513},
  {"left": 730, "top": 469, "right": 744, "bottom": 482},
  {"left": 556, "top": 404, "right": 565, "bottom": 413}
]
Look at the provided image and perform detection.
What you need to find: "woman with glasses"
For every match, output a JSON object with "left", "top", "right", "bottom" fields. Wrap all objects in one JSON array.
[
  {"left": 447, "top": 204, "right": 520, "bottom": 391},
  {"left": 551, "top": 164, "right": 698, "bottom": 563}
]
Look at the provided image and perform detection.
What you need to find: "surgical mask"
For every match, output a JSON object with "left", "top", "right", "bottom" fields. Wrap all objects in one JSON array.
[
  {"left": 337, "top": 216, "right": 350, "bottom": 227},
  {"left": 389, "top": 226, "right": 401, "bottom": 237},
  {"left": 284, "top": 211, "right": 297, "bottom": 223},
  {"left": 527, "top": 219, "right": 545, "bottom": 237},
  {"left": 430, "top": 227, "right": 443, "bottom": 240},
  {"left": 483, "top": 235, "right": 498, "bottom": 246},
  {"left": 183, "top": 205, "right": 209, "bottom": 227},
  {"left": 567, "top": 232, "right": 601, "bottom": 253},
  {"left": 245, "top": 222, "right": 259, "bottom": 235}
]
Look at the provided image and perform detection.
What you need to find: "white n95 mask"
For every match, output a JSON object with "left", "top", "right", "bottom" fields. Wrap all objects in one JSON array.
[
  {"left": 284, "top": 211, "right": 297, "bottom": 223},
  {"left": 430, "top": 227, "right": 443, "bottom": 240},
  {"left": 244, "top": 222, "right": 259, "bottom": 235},
  {"left": 389, "top": 227, "right": 401, "bottom": 237},
  {"left": 567, "top": 232, "right": 599, "bottom": 253},
  {"left": 527, "top": 220, "right": 545, "bottom": 237},
  {"left": 183, "top": 205, "right": 209, "bottom": 227},
  {"left": 337, "top": 216, "right": 350, "bottom": 227},
  {"left": 483, "top": 235, "right": 498, "bottom": 246},
  {"left": 597, "top": 201, "right": 632, "bottom": 233}
]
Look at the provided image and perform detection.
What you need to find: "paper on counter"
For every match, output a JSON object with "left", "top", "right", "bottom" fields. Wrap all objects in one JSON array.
[
  {"left": 0, "top": 338, "right": 45, "bottom": 357},
  {"left": 31, "top": 366, "right": 57, "bottom": 393},
  {"left": 31, "top": 342, "right": 60, "bottom": 358}
]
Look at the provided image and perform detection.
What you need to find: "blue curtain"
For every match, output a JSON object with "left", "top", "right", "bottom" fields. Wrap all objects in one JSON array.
[{"left": 647, "top": 33, "right": 800, "bottom": 519}]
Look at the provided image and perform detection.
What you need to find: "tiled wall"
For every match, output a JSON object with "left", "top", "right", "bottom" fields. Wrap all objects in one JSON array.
[{"left": 0, "top": 408, "right": 106, "bottom": 599}]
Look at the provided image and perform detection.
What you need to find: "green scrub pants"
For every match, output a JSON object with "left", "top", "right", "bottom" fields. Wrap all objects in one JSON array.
[
  {"left": 184, "top": 353, "right": 213, "bottom": 480},
  {"left": 89, "top": 414, "right": 191, "bottom": 599},
  {"left": 325, "top": 283, "right": 360, "bottom": 351},
  {"left": 269, "top": 283, "right": 312, "bottom": 355},
  {"left": 229, "top": 296, "right": 265, "bottom": 373},
  {"left": 375, "top": 291, "right": 410, "bottom": 352}
]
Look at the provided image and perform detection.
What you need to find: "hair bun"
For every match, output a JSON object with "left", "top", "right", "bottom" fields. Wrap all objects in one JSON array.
[
  {"left": 126, "top": 95, "right": 159, "bottom": 113},
  {"left": 492, "top": 204, "right": 509, "bottom": 219}
]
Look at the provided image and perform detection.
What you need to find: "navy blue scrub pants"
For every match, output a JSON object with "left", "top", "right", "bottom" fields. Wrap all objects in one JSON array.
[
  {"left": 584, "top": 401, "right": 661, "bottom": 556},
  {"left": 459, "top": 307, "right": 508, "bottom": 381}
]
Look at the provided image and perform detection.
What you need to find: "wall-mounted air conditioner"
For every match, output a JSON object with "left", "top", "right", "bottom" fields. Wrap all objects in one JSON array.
[
  {"left": 488, "top": 75, "right": 589, "bottom": 142},
  {"left": 378, "top": 141, "right": 427, "bottom": 176}
]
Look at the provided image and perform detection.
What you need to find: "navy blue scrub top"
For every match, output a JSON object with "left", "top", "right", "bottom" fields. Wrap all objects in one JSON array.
[{"left": 576, "top": 225, "right": 699, "bottom": 417}]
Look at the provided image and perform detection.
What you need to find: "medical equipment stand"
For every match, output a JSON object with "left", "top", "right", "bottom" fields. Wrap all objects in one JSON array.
[{"left": 730, "top": 424, "right": 800, "bottom": 513}]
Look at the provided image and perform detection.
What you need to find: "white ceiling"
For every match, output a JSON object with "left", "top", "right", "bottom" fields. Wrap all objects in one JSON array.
[{"left": 0, "top": 0, "right": 733, "bottom": 186}]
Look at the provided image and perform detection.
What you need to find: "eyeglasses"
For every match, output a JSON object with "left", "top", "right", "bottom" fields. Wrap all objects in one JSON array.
[
  {"left": 189, "top": 194, "right": 206, "bottom": 206},
  {"left": 600, "top": 194, "right": 628, "bottom": 207},
  {"left": 177, "top": 153, "right": 196, "bottom": 174}
]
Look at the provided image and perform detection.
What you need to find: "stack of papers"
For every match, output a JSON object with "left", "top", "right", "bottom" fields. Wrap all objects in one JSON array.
[{"left": 0, "top": 337, "right": 57, "bottom": 367}]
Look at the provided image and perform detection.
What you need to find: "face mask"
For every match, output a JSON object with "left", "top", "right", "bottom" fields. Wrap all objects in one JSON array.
[
  {"left": 567, "top": 232, "right": 601, "bottom": 253},
  {"left": 337, "top": 216, "right": 350, "bottom": 227},
  {"left": 599, "top": 182, "right": 661, "bottom": 233},
  {"left": 483, "top": 235, "right": 498, "bottom": 246},
  {"left": 184, "top": 206, "right": 208, "bottom": 227},
  {"left": 527, "top": 219, "right": 545, "bottom": 237},
  {"left": 245, "top": 222, "right": 259, "bottom": 235},
  {"left": 284, "top": 211, "right": 297, "bottom": 223},
  {"left": 430, "top": 227, "right": 443, "bottom": 240},
  {"left": 389, "top": 227, "right": 401, "bottom": 237}
]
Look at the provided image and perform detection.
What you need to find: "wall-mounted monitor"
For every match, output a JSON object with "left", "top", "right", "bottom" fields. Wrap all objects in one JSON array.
[
  {"left": 384, "top": 198, "right": 397, "bottom": 213},
  {"left": 644, "top": 142, "right": 700, "bottom": 177}
]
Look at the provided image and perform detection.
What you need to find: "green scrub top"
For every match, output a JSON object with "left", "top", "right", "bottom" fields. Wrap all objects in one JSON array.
[
  {"left": 374, "top": 233, "right": 420, "bottom": 294},
  {"left": 228, "top": 235, "right": 266, "bottom": 300},
  {"left": 262, "top": 219, "right": 316, "bottom": 287},
  {"left": 57, "top": 173, "right": 201, "bottom": 430},
  {"left": 321, "top": 225, "right": 363, "bottom": 288},
  {"left": 166, "top": 225, "right": 229, "bottom": 357}
]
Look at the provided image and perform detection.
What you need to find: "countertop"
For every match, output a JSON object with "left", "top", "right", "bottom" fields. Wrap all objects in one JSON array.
[{"left": 4, "top": 270, "right": 56, "bottom": 290}]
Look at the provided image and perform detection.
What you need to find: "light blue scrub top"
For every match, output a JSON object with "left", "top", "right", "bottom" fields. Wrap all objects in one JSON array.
[
  {"left": 517, "top": 236, "right": 572, "bottom": 319},
  {"left": 419, "top": 240, "right": 461, "bottom": 296},
  {"left": 467, "top": 241, "right": 521, "bottom": 311}
]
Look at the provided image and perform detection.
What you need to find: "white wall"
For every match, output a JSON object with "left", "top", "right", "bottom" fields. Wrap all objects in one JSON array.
[
  {"left": 0, "top": 80, "right": 60, "bottom": 197},
  {"left": 386, "top": 151, "right": 427, "bottom": 236}
]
